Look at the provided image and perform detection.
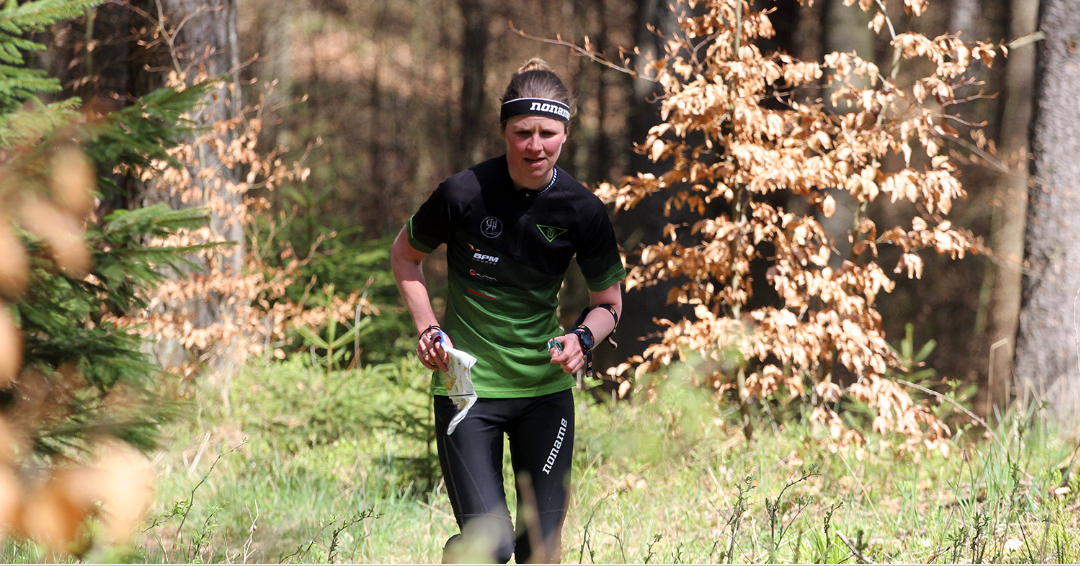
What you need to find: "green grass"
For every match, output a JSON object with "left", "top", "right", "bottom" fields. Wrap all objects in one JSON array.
[{"left": 5, "top": 356, "right": 1079, "bottom": 563}]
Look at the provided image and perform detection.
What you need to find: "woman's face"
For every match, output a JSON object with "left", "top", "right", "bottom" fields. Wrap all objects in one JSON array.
[{"left": 502, "top": 115, "right": 567, "bottom": 190}]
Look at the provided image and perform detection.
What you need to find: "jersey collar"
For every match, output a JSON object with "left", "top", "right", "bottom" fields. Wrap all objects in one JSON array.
[
  {"left": 509, "top": 162, "right": 559, "bottom": 204},
  {"left": 537, "top": 167, "right": 558, "bottom": 196}
]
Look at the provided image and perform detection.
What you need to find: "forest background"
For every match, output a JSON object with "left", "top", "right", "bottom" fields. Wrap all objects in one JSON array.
[{"left": 3, "top": 0, "right": 1080, "bottom": 561}]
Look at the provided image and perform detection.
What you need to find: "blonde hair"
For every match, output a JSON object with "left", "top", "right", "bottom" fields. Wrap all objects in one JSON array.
[{"left": 500, "top": 58, "right": 576, "bottom": 126}]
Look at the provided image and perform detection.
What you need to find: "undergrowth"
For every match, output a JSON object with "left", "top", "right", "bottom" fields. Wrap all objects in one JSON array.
[{"left": 3, "top": 356, "right": 1076, "bottom": 563}]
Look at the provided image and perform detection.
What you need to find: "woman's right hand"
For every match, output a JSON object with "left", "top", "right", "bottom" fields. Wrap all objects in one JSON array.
[
  {"left": 416, "top": 326, "right": 453, "bottom": 372},
  {"left": 548, "top": 334, "right": 585, "bottom": 376}
]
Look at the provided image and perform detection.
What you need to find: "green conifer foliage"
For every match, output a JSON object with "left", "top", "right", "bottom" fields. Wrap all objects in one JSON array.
[
  {"left": 0, "top": 0, "right": 212, "bottom": 459},
  {"left": 0, "top": 0, "right": 101, "bottom": 112}
]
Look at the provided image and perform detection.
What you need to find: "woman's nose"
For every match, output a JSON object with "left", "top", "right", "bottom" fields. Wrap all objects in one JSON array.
[{"left": 526, "top": 134, "right": 541, "bottom": 151}]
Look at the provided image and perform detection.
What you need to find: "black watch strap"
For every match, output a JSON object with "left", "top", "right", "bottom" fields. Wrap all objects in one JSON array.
[
  {"left": 571, "top": 326, "right": 594, "bottom": 352},
  {"left": 571, "top": 325, "right": 596, "bottom": 379},
  {"left": 572, "top": 304, "right": 620, "bottom": 349}
]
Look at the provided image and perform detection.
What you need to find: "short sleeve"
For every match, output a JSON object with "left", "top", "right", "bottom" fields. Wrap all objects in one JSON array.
[
  {"left": 576, "top": 201, "right": 626, "bottom": 291},
  {"left": 406, "top": 183, "right": 453, "bottom": 254}
]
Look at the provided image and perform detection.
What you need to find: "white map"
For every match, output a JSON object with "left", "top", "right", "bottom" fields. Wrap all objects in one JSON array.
[{"left": 442, "top": 346, "right": 478, "bottom": 435}]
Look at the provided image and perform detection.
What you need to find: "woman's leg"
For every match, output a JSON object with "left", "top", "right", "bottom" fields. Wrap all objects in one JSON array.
[
  {"left": 434, "top": 395, "right": 516, "bottom": 563},
  {"left": 506, "top": 389, "right": 575, "bottom": 563}
]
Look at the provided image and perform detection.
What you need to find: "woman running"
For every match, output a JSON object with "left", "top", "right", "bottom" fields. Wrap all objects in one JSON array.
[{"left": 391, "top": 58, "right": 624, "bottom": 564}]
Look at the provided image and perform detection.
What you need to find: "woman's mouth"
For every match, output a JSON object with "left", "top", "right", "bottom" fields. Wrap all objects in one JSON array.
[{"left": 524, "top": 156, "right": 546, "bottom": 168}]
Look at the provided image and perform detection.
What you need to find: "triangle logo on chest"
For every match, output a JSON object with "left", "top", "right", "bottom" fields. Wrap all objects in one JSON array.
[{"left": 536, "top": 224, "right": 568, "bottom": 242}]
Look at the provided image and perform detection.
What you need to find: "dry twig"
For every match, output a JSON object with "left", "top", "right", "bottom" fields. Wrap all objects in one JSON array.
[{"left": 837, "top": 530, "right": 877, "bottom": 564}]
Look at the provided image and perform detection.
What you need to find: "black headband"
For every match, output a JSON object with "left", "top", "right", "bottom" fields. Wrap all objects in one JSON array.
[{"left": 500, "top": 98, "right": 571, "bottom": 123}]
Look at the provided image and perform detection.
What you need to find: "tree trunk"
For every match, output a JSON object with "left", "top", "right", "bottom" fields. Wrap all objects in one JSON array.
[
  {"left": 823, "top": 0, "right": 874, "bottom": 91},
  {"left": 128, "top": 0, "right": 245, "bottom": 373},
  {"left": 950, "top": 0, "right": 981, "bottom": 40},
  {"left": 455, "top": 0, "right": 488, "bottom": 171},
  {"left": 129, "top": 0, "right": 243, "bottom": 262},
  {"left": 794, "top": 0, "right": 823, "bottom": 65},
  {"left": 984, "top": 0, "right": 1039, "bottom": 419},
  {"left": 1015, "top": 0, "right": 1080, "bottom": 429},
  {"left": 603, "top": 0, "right": 686, "bottom": 368},
  {"left": 821, "top": 0, "right": 874, "bottom": 265}
]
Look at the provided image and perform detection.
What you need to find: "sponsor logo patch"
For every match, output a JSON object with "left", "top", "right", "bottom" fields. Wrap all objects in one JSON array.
[
  {"left": 472, "top": 252, "right": 499, "bottom": 265},
  {"left": 542, "top": 418, "right": 569, "bottom": 474},
  {"left": 529, "top": 101, "right": 571, "bottom": 121},
  {"left": 469, "top": 269, "right": 498, "bottom": 282},
  {"left": 481, "top": 217, "right": 503, "bottom": 238},
  {"left": 536, "top": 224, "right": 568, "bottom": 242}
]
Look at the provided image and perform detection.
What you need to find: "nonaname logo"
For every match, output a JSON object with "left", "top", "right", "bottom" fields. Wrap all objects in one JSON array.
[
  {"left": 536, "top": 224, "right": 568, "bottom": 242},
  {"left": 481, "top": 217, "right": 502, "bottom": 238},
  {"left": 542, "top": 418, "right": 569, "bottom": 474},
  {"left": 530, "top": 101, "right": 571, "bottom": 121}
]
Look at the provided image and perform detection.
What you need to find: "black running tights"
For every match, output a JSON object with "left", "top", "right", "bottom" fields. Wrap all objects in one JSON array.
[{"left": 434, "top": 389, "right": 574, "bottom": 564}]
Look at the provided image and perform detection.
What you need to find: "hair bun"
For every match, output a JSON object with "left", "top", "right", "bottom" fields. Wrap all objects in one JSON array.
[
  {"left": 517, "top": 58, "right": 554, "bottom": 75},
  {"left": 501, "top": 58, "right": 574, "bottom": 122}
]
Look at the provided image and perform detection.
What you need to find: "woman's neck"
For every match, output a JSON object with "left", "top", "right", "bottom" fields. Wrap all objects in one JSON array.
[{"left": 509, "top": 169, "right": 553, "bottom": 191}]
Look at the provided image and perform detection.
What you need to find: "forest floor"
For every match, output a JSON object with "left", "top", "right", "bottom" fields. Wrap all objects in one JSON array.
[{"left": 11, "top": 356, "right": 1080, "bottom": 563}]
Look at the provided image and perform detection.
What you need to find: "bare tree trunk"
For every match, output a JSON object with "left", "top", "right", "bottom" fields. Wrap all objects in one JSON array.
[
  {"left": 455, "top": 0, "right": 488, "bottom": 171},
  {"left": 823, "top": 0, "right": 873, "bottom": 89},
  {"left": 128, "top": 0, "right": 245, "bottom": 374},
  {"left": 129, "top": 0, "right": 243, "bottom": 262},
  {"left": 607, "top": 0, "right": 688, "bottom": 366},
  {"left": 950, "top": 0, "right": 981, "bottom": 39},
  {"left": 984, "top": 0, "right": 1038, "bottom": 420},
  {"left": 794, "top": 0, "right": 823, "bottom": 65},
  {"left": 245, "top": 0, "right": 296, "bottom": 142},
  {"left": 567, "top": 0, "right": 615, "bottom": 186},
  {"left": 367, "top": 0, "right": 393, "bottom": 235},
  {"left": 821, "top": 0, "right": 874, "bottom": 264},
  {"left": 1015, "top": 0, "right": 1080, "bottom": 429}
]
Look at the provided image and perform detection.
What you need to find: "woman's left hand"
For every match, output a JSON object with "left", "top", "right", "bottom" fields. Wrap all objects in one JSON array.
[{"left": 549, "top": 333, "right": 584, "bottom": 375}]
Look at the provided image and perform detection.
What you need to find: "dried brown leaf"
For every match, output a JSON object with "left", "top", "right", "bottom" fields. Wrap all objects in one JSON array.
[
  {"left": 19, "top": 468, "right": 95, "bottom": 553},
  {"left": 0, "top": 466, "right": 18, "bottom": 540},
  {"left": 20, "top": 199, "right": 91, "bottom": 278},
  {"left": 0, "top": 306, "right": 20, "bottom": 386},
  {"left": 90, "top": 441, "right": 154, "bottom": 543},
  {"left": 0, "top": 223, "right": 28, "bottom": 299},
  {"left": 48, "top": 147, "right": 96, "bottom": 220}
]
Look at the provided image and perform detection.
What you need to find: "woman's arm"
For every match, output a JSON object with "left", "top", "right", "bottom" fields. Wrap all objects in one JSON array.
[
  {"left": 581, "top": 283, "right": 622, "bottom": 342},
  {"left": 549, "top": 282, "right": 622, "bottom": 375},
  {"left": 391, "top": 226, "right": 452, "bottom": 371}
]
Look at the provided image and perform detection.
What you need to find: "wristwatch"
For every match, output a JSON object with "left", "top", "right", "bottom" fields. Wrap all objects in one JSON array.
[{"left": 570, "top": 325, "right": 595, "bottom": 353}]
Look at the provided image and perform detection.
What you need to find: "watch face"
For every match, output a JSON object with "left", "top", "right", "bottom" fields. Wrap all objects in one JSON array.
[{"left": 574, "top": 329, "right": 595, "bottom": 352}]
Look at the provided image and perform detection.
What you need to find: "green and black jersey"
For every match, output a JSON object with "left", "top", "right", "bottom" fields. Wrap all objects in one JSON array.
[{"left": 407, "top": 156, "right": 626, "bottom": 398}]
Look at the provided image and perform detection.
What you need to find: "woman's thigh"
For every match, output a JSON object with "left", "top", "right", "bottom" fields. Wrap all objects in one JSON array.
[
  {"left": 506, "top": 389, "right": 575, "bottom": 529},
  {"left": 434, "top": 395, "right": 513, "bottom": 523}
]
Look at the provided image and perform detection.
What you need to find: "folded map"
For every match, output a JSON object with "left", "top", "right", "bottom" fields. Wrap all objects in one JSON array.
[{"left": 443, "top": 346, "right": 478, "bottom": 435}]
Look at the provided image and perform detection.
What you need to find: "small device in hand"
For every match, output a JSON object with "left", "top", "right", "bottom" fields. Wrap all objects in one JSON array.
[{"left": 547, "top": 336, "right": 586, "bottom": 387}]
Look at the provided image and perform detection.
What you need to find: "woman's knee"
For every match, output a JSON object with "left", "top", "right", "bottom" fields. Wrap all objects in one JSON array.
[{"left": 442, "top": 517, "right": 515, "bottom": 564}]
